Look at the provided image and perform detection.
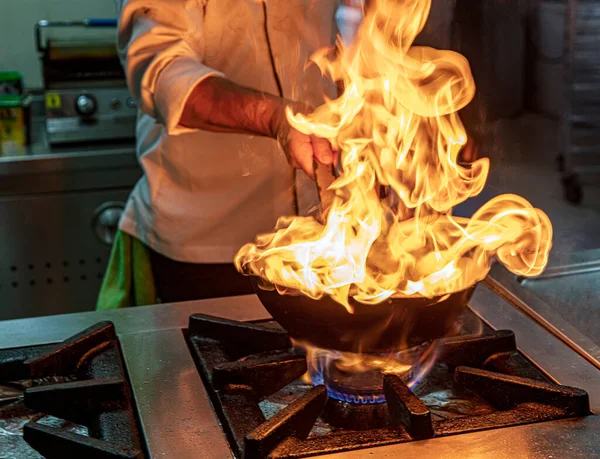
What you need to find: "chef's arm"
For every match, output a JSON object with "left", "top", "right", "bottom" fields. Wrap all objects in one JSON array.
[
  {"left": 116, "top": 0, "right": 333, "bottom": 177},
  {"left": 179, "top": 76, "right": 285, "bottom": 138},
  {"left": 180, "top": 76, "right": 334, "bottom": 178}
]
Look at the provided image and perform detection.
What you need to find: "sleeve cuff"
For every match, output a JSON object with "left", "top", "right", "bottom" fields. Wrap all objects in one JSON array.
[{"left": 153, "top": 56, "right": 224, "bottom": 135}]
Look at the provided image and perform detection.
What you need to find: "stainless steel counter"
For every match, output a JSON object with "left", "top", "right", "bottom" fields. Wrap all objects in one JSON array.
[
  {"left": 0, "top": 280, "right": 599, "bottom": 458},
  {"left": 0, "top": 295, "right": 268, "bottom": 349},
  {"left": 0, "top": 116, "right": 138, "bottom": 196},
  {"left": 490, "top": 250, "right": 600, "bottom": 364}
]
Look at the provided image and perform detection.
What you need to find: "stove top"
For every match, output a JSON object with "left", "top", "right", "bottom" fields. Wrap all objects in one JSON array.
[
  {"left": 0, "top": 275, "right": 599, "bottom": 458},
  {"left": 186, "top": 312, "right": 590, "bottom": 458},
  {"left": 0, "top": 322, "right": 144, "bottom": 458}
]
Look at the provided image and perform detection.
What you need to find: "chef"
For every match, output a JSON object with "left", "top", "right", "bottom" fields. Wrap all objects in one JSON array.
[{"left": 96, "top": 0, "right": 343, "bottom": 309}]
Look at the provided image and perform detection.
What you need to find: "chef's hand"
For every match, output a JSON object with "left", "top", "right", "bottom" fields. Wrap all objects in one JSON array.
[{"left": 273, "top": 103, "right": 335, "bottom": 179}]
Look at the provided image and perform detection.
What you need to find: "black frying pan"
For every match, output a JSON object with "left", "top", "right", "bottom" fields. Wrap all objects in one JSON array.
[{"left": 251, "top": 276, "right": 476, "bottom": 353}]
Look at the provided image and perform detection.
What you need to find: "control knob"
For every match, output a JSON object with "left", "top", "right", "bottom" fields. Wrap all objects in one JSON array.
[{"left": 75, "top": 94, "right": 97, "bottom": 116}]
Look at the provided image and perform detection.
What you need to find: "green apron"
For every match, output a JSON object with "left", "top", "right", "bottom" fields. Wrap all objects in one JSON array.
[{"left": 96, "top": 230, "right": 158, "bottom": 310}]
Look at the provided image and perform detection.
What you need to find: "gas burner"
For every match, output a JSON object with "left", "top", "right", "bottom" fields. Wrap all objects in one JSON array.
[
  {"left": 323, "top": 366, "right": 386, "bottom": 404},
  {"left": 309, "top": 340, "right": 436, "bottom": 407},
  {"left": 322, "top": 395, "right": 390, "bottom": 431},
  {"left": 186, "top": 312, "right": 592, "bottom": 459},
  {"left": 319, "top": 367, "right": 389, "bottom": 431}
]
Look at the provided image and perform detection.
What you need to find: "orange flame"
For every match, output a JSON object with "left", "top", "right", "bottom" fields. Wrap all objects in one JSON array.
[
  {"left": 235, "top": 0, "right": 552, "bottom": 311},
  {"left": 297, "top": 339, "right": 439, "bottom": 390},
  {"left": 294, "top": 304, "right": 483, "bottom": 388}
]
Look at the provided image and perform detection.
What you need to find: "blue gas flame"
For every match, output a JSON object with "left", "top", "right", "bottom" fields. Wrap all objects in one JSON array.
[{"left": 327, "top": 386, "right": 387, "bottom": 404}]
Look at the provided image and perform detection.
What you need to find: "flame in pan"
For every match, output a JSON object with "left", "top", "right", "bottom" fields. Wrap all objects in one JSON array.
[{"left": 235, "top": 0, "right": 552, "bottom": 311}]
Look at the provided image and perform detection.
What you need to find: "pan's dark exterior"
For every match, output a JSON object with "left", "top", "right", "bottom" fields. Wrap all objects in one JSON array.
[{"left": 252, "top": 278, "right": 476, "bottom": 353}]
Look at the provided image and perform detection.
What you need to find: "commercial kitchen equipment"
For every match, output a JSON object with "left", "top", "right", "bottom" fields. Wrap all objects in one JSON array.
[
  {"left": 0, "top": 21, "right": 142, "bottom": 319},
  {"left": 559, "top": 0, "right": 600, "bottom": 204},
  {"left": 1, "top": 266, "right": 598, "bottom": 458},
  {"left": 0, "top": 107, "right": 141, "bottom": 321},
  {"left": 35, "top": 19, "right": 137, "bottom": 145}
]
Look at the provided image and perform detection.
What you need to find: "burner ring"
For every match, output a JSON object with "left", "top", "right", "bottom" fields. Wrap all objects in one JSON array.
[
  {"left": 321, "top": 397, "right": 391, "bottom": 430},
  {"left": 323, "top": 364, "right": 388, "bottom": 405}
]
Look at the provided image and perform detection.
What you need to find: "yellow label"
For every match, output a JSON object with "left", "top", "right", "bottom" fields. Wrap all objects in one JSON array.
[
  {"left": 0, "top": 107, "right": 26, "bottom": 156},
  {"left": 45, "top": 93, "right": 61, "bottom": 109}
]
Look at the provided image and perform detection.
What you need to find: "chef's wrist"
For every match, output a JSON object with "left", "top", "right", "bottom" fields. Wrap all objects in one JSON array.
[
  {"left": 268, "top": 99, "right": 290, "bottom": 139},
  {"left": 269, "top": 99, "right": 311, "bottom": 139}
]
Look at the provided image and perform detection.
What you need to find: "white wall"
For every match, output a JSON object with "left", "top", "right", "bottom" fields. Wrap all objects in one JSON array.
[{"left": 0, "top": 0, "right": 117, "bottom": 89}]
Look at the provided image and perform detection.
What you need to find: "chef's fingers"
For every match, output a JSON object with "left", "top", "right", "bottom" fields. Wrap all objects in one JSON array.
[
  {"left": 333, "top": 150, "right": 340, "bottom": 167},
  {"left": 311, "top": 135, "right": 334, "bottom": 165},
  {"left": 291, "top": 134, "right": 316, "bottom": 179}
]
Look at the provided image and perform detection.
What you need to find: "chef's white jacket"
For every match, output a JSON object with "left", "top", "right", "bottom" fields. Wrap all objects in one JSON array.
[{"left": 115, "top": 0, "right": 340, "bottom": 263}]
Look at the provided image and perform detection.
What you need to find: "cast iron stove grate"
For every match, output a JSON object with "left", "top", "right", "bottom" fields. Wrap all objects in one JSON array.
[
  {"left": 0, "top": 321, "right": 145, "bottom": 459},
  {"left": 187, "top": 313, "right": 591, "bottom": 459}
]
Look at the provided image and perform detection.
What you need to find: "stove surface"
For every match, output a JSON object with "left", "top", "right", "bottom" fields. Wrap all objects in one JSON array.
[
  {"left": 0, "top": 322, "right": 144, "bottom": 458},
  {"left": 0, "top": 275, "right": 598, "bottom": 458},
  {"left": 186, "top": 310, "right": 590, "bottom": 458},
  {"left": 0, "top": 375, "right": 86, "bottom": 458}
]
